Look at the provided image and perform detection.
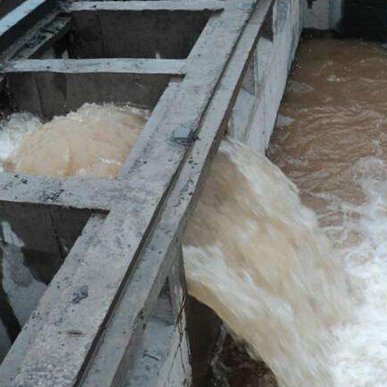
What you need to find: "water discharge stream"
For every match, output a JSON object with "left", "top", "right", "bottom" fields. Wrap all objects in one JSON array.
[
  {"left": 269, "top": 36, "right": 387, "bottom": 387},
  {"left": 0, "top": 36, "right": 385, "bottom": 387}
]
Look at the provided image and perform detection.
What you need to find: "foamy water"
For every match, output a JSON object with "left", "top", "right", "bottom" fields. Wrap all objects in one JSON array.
[
  {"left": 0, "top": 103, "right": 356, "bottom": 386},
  {"left": 330, "top": 157, "right": 387, "bottom": 386},
  {"left": 269, "top": 37, "right": 387, "bottom": 386},
  {"left": 3, "top": 104, "right": 149, "bottom": 177},
  {"left": 0, "top": 113, "right": 41, "bottom": 172},
  {"left": 184, "top": 138, "right": 353, "bottom": 387}
]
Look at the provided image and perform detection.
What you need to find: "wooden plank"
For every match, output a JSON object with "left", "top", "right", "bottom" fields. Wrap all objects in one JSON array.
[
  {"left": 0, "top": 0, "right": 55, "bottom": 53},
  {"left": 68, "top": 0, "right": 224, "bottom": 12}
]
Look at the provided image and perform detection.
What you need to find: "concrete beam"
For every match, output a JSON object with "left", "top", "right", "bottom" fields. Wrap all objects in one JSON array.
[
  {"left": 0, "top": 216, "right": 105, "bottom": 385},
  {"left": 0, "top": 172, "right": 123, "bottom": 211},
  {"left": 0, "top": 0, "right": 289, "bottom": 385},
  {"left": 67, "top": 0, "right": 224, "bottom": 12},
  {"left": 4, "top": 59, "right": 185, "bottom": 118},
  {"left": 2, "top": 58, "right": 186, "bottom": 75},
  {"left": 0, "top": 0, "right": 56, "bottom": 53}
]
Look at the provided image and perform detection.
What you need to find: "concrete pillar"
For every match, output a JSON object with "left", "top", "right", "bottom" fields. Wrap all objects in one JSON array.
[{"left": 230, "top": 0, "right": 303, "bottom": 153}]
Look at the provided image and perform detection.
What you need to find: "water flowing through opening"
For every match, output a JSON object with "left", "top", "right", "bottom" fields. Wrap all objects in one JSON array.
[{"left": 1, "top": 35, "right": 386, "bottom": 387}]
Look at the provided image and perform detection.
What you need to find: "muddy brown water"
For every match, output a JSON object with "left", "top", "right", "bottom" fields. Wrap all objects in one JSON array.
[{"left": 209, "top": 35, "right": 387, "bottom": 386}]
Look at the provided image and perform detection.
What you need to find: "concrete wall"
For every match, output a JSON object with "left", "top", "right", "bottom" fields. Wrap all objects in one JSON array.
[
  {"left": 303, "top": 0, "right": 343, "bottom": 30},
  {"left": 230, "top": 0, "right": 303, "bottom": 153}
]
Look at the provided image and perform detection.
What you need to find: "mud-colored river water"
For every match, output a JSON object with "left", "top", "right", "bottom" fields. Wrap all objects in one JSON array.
[{"left": 210, "top": 35, "right": 387, "bottom": 387}]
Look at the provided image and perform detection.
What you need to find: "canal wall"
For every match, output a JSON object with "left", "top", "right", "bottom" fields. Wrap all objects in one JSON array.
[{"left": 230, "top": 0, "right": 304, "bottom": 153}]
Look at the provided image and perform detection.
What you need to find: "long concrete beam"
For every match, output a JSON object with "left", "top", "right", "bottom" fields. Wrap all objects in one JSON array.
[
  {"left": 2, "top": 58, "right": 186, "bottom": 75},
  {"left": 3, "top": 59, "right": 185, "bottom": 118},
  {"left": 67, "top": 0, "right": 224, "bottom": 12},
  {"left": 0, "top": 172, "right": 123, "bottom": 211}
]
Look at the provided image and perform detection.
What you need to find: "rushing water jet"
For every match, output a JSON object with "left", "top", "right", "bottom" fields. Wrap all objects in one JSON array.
[
  {"left": 269, "top": 36, "right": 387, "bottom": 386},
  {"left": 0, "top": 101, "right": 354, "bottom": 386}
]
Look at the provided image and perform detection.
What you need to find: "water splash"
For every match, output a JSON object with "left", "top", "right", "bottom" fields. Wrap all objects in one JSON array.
[
  {"left": 1, "top": 102, "right": 354, "bottom": 386},
  {"left": 269, "top": 37, "right": 387, "bottom": 386},
  {"left": 3, "top": 104, "right": 149, "bottom": 177},
  {"left": 0, "top": 112, "right": 41, "bottom": 172},
  {"left": 183, "top": 138, "right": 353, "bottom": 387}
]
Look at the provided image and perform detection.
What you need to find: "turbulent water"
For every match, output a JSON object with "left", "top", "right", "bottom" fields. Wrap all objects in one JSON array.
[
  {"left": 4, "top": 104, "right": 149, "bottom": 177},
  {"left": 268, "top": 36, "right": 387, "bottom": 386},
  {"left": 0, "top": 100, "right": 353, "bottom": 386},
  {"left": 184, "top": 139, "right": 352, "bottom": 387},
  {"left": 1, "top": 36, "right": 386, "bottom": 386}
]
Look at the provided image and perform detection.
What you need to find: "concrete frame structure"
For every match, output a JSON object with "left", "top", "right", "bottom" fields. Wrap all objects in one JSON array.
[{"left": 0, "top": 0, "right": 303, "bottom": 385}]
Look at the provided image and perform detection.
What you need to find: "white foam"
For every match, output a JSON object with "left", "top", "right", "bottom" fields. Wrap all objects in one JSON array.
[
  {"left": 331, "top": 157, "right": 387, "bottom": 386},
  {"left": 0, "top": 112, "right": 41, "bottom": 171}
]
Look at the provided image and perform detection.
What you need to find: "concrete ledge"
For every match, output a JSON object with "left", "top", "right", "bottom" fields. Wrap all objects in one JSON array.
[
  {"left": 0, "top": 173, "right": 123, "bottom": 211},
  {"left": 2, "top": 58, "right": 187, "bottom": 75},
  {"left": 68, "top": 0, "right": 224, "bottom": 12},
  {"left": 0, "top": 215, "right": 105, "bottom": 385}
]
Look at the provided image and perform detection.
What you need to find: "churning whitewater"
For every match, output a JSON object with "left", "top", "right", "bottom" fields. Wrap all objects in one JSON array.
[
  {"left": 269, "top": 36, "right": 387, "bottom": 386},
  {"left": 0, "top": 103, "right": 356, "bottom": 386}
]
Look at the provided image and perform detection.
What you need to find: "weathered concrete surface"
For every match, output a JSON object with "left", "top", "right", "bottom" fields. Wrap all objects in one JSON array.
[
  {"left": 70, "top": 4, "right": 213, "bottom": 59},
  {"left": 4, "top": 59, "right": 185, "bottom": 117},
  {"left": 0, "top": 0, "right": 55, "bottom": 53},
  {"left": 0, "top": 0, "right": 26, "bottom": 18},
  {"left": 303, "top": 0, "right": 343, "bottom": 30},
  {"left": 0, "top": 216, "right": 105, "bottom": 384},
  {"left": 230, "top": 0, "right": 303, "bottom": 153},
  {"left": 68, "top": 1, "right": 224, "bottom": 12}
]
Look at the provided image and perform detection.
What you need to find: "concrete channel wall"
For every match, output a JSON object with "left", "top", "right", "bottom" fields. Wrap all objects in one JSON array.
[
  {"left": 0, "top": 0, "right": 308, "bottom": 385},
  {"left": 230, "top": 0, "right": 304, "bottom": 153}
]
